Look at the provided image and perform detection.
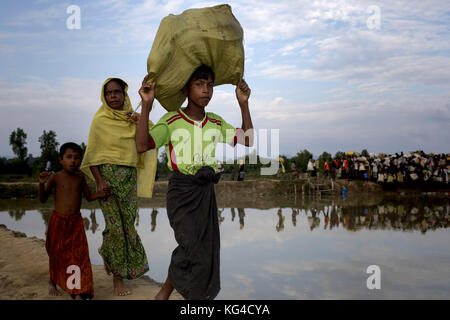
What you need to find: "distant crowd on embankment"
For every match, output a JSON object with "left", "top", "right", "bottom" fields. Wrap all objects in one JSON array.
[{"left": 291, "top": 151, "right": 449, "bottom": 191}]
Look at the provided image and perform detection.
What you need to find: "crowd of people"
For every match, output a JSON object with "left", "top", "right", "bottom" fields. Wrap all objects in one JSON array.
[{"left": 304, "top": 152, "right": 449, "bottom": 190}]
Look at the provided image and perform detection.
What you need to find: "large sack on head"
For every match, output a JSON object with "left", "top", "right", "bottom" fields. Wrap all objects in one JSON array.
[{"left": 147, "top": 4, "right": 244, "bottom": 111}]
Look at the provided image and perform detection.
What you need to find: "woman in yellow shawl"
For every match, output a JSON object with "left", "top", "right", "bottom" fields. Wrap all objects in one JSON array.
[{"left": 80, "top": 78, "right": 157, "bottom": 296}]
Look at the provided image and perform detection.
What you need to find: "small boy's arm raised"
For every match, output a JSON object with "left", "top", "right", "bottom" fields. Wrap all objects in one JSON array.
[{"left": 38, "top": 172, "right": 54, "bottom": 203}]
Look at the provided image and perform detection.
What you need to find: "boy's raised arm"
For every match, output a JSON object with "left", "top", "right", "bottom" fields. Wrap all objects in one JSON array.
[
  {"left": 235, "top": 79, "right": 254, "bottom": 147},
  {"left": 136, "top": 75, "right": 156, "bottom": 153},
  {"left": 38, "top": 171, "right": 54, "bottom": 203}
]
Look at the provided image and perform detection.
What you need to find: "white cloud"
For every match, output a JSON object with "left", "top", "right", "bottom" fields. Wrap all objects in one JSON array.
[
  {"left": 0, "top": 0, "right": 449, "bottom": 157},
  {"left": 0, "top": 76, "right": 101, "bottom": 157}
]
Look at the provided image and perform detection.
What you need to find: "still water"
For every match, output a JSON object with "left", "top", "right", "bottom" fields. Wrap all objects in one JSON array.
[{"left": 1, "top": 195, "right": 449, "bottom": 299}]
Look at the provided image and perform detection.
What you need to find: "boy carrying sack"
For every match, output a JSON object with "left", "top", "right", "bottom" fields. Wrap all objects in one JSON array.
[{"left": 136, "top": 64, "right": 253, "bottom": 299}]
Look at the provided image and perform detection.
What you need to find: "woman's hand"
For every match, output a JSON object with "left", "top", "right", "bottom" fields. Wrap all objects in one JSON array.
[
  {"left": 97, "top": 185, "right": 112, "bottom": 198},
  {"left": 139, "top": 75, "right": 156, "bottom": 106},
  {"left": 236, "top": 79, "right": 251, "bottom": 105},
  {"left": 96, "top": 179, "right": 110, "bottom": 195}
]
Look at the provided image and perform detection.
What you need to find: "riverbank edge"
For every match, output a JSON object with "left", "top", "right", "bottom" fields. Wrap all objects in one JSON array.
[
  {"left": 0, "top": 224, "right": 183, "bottom": 300},
  {"left": 1, "top": 179, "right": 448, "bottom": 199}
]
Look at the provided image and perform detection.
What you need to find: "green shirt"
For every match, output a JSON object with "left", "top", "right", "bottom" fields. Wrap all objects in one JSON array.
[{"left": 149, "top": 108, "right": 239, "bottom": 175}]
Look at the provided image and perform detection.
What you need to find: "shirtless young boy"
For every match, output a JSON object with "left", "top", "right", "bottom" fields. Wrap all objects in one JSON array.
[{"left": 39, "top": 142, "right": 110, "bottom": 299}]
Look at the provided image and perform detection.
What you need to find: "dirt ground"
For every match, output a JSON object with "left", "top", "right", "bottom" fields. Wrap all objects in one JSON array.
[{"left": 0, "top": 224, "right": 182, "bottom": 300}]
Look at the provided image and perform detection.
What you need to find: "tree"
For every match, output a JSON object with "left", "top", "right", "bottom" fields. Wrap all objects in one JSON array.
[
  {"left": 159, "top": 149, "right": 168, "bottom": 164},
  {"left": 39, "top": 130, "right": 59, "bottom": 170},
  {"left": 334, "top": 151, "right": 346, "bottom": 159},
  {"left": 157, "top": 149, "right": 170, "bottom": 175},
  {"left": 361, "top": 149, "right": 370, "bottom": 158},
  {"left": 9, "top": 128, "right": 28, "bottom": 161},
  {"left": 292, "top": 149, "right": 313, "bottom": 173},
  {"left": 81, "top": 142, "right": 87, "bottom": 155}
]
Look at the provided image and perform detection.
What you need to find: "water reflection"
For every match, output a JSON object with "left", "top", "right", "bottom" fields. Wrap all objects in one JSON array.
[
  {"left": 90, "top": 209, "right": 99, "bottom": 234},
  {"left": 8, "top": 209, "right": 26, "bottom": 221},
  {"left": 276, "top": 209, "right": 285, "bottom": 232},
  {"left": 39, "top": 209, "right": 52, "bottom": 227},
  {"left": 291, "top": 208, "right": 299, "bottom": 227},
  {"left": 238, "top": 208, "right": 245, "bottom": 230},
  {"left": 151, "top": 208, "right": 158, "bottom": 232},
  {"left": 218, "top": 208, "right": 225, "bottom": 225},
  {"left": 217, "top": 198, "right": 449, "bottom": 234},
  {"left": 1, "top": 196, "right": 449, "bottom": 299},
  {"left": 4, "top": 199, "right": 449, "bottom": 235}
]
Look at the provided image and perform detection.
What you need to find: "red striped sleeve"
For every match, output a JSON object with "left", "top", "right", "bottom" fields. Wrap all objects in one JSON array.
[
  {"left": 148, "top": 134, "right": 156, "bottom": 149},
  {"left": 168, "top": 141, "right": 179, "bottom": 171},
  {"left": 231, "top": 128, "right": 240, "bottom": 147},
  {"left": 167, "top": 115, "right": 182, "bottom": 125},
  {"left": 167, "top": 114, "right": 181, "bottom": 122},
  {"left": 208, "top": 118, "right": 222, "bottom": 126}
]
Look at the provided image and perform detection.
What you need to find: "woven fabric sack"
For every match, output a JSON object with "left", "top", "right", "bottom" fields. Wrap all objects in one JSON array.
[{"left": 147, "top": 4, "right": 244, "bottom": 111}]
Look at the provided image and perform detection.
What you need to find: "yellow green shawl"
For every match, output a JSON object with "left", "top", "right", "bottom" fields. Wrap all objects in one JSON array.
[{"left": 80, "top": 78, "right": 157, "bottom": 198}]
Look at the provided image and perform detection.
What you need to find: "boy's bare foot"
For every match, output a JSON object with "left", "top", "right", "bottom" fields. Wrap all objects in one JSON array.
[
  {"left": 74, "top": 295, "right": 83, "bottom": 300},
  {"left": 98, "top": 248, "right": 111, "bottom": 275},
  {"left": 48, "top": 280, "right": 62, "bottom": 296},
  {"left": 113, "top": 277, "right": 131, "bottom": 296}
]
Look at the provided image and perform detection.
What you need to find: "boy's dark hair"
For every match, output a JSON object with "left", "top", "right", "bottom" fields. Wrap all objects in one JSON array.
[
  {"left": 59, "top": 142, "right": 82, "bottom": 157},
  {"left": 188, "top": 65, "right": 215, "bottom": 84},
  {"left": 104, "top": 78, "right": 127, "bottom": 95}
]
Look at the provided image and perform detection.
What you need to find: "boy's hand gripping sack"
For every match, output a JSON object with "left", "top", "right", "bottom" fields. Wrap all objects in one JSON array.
[{"left": 147, "top": 4, "right": 244, "bottom": 111}]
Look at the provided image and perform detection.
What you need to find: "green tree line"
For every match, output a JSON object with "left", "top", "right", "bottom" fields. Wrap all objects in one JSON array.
[
  {"left": 1, "top": 128, "right": 62, "bottom": 178},
  {"left": 2, "top": 127, "right": 368, "bottom": 180}
]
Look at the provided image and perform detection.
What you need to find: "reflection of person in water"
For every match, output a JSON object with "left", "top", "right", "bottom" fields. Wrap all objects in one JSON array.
[
  {"left": 230, "top": 208, "right": 236, "bottom": 222},
  {"left": 218, "top": 208, "right": 225, "bottom": 225},
  {"left": 83, "top": 217, "right": 90, "bottom": 230},
  {"left": 238, "top": 208, "right": 245, "bottom": 230},
  {"left": 308, "top": 208, "right": 320, "bottom": 231},
  {"left": 135, "top": 210, "right": 140, "bottom": 226},
  {"left": 330, "top": 206, "right": 338, "bottom": 230},
  {"left": 420, "top": 218, "right": 428, "bottom": 234},
  {"left": 8, "top": 209, "right": 26, "bottom": 221},
  {"left": 90, "top": 209, "right": 99, "bottom": 234},
  {"left": 291, "top": 208, "right": 299, "bottom": 227},
  {"left": 342, "top": 208, "right": 349, "bottom": 229},
  {"left": 276, "top": 208, "right": 285, "bottom": 232},
  {"left": 324, "top": 206, "right": 330, "bottom": 230},
  {"left": 151, "top": 208, "right": 158, "bottom": 232}
]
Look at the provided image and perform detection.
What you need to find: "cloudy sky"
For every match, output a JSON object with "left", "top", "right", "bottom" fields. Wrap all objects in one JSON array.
[{"left": 0, "top": 0, "right": 449, "bottom": 160}]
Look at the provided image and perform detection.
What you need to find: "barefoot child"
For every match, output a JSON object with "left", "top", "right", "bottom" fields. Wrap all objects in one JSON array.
[
  {"left": 39, "top": 142, "right": 111, "bottom": 299},
  {"left": 136, "top": 65, "right": 253, "bottom": 299}
]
